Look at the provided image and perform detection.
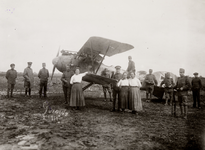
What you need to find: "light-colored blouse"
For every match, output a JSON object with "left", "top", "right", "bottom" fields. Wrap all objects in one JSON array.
[
  {"left": 129, "top": 77, "right": 142, "bottom": 87},
  {"left": 117, "top": 78, "right": 129, "bottom": 87},
  {"left": 70, "top": 72, "right": 88, "bottom": 84}
]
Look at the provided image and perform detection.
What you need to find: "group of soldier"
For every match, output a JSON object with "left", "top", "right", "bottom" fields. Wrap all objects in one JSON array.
[
  {"left": 6, "top": 62, "right": 49, "bottom": 98},
  {"left": 5, "top": 56, "right": 203, "bottom": 119}
]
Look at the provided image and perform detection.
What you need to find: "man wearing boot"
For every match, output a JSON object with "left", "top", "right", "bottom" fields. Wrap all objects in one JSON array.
[
  {"left": 111, "top": 66, "right": 123, "bottom": 111},
  {"left": 23, "top": 62, "right": 34, "bottom": 98},
  {"left": 6, "top": 64, "right": 17, "bottom": 98},
  {"left": 61, "top": 64, "right": 74, "bottom": 104},
  {"left": 191, "top": 72, "right": 202, "bottom": 109},
  {"left": 160, "top": 72, "right": 175, "bottom": 106},
  {"left": 38, "top": 63, "right": 49, "bottom": 98},
  {"left": 175, "top": 68, "right": 191, "bottom": 119},
  {"left": 101, "top": 68, "right": 112, "bottom": 102},
  {"left": 127, "top": 56, "right": 135, "bottom": 78},
  {"left": 144, "top": 69, "right": 158, "bottom": 102}
]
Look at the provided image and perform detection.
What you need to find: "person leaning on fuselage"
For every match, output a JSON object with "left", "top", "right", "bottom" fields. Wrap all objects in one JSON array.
[
  {"left": 174, "top": 68, "right": 191, "bottom": 119},
  {"left": 38, "top": 63, "right": 49, "bottom": 98},
  {"left": 111, "top": 66, "right": 123, "bottom": 112},
  {"left": 61, "top": 64, "right": 74, "bottom": 104},
  {"left": 6, "top": 63, "right": 17, "bottom": 98}
]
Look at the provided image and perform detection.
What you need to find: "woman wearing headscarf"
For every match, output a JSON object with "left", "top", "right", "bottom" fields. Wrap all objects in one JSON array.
[
  {"left": 117, "top": 72, "right": 129, "bottom": 113},
  {"left": 128, "top": 72, "right": 142, "bottom": 114},
  {"left": 70, "top": 68, "right": 88, "bottom": 110}
]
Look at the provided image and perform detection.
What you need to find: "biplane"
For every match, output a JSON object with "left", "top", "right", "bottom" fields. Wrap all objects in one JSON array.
[{"left": 51, "top": 36, "right": 134, "bottom": 90}]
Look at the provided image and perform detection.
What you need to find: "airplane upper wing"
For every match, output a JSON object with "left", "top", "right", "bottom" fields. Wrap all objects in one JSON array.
[
  {"left": 78, "top": 36, "right": 134, "bottom": 57},
  {"left": 82, "top": 73, "right": 117, "bottom": 85}
]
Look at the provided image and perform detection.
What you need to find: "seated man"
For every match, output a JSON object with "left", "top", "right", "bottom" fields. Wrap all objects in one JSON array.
[
  {"left": 144, "top": 69, "right": 158, "bottom": 102},
  {"left": 101, "top": 68, "right": 112, "bottom": 102},
  {"left": 160, "top": 72, "right": 175, "bottom": 106}
]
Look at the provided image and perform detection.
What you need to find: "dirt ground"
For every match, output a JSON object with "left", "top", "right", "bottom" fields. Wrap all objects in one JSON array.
[{"left": 0, "top": 93, "right": 205, "bottom": 150}]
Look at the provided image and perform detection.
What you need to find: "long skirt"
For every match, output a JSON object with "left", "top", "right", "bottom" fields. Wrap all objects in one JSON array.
[
  {"left": 70, "top": 83, "right": 85, "bottom": 107},
  {"left": 120, "top": 86, "right": 129, "bottom": 109},
  {"left": 128, "top": 87, "right": 143, "bottom": 111}
]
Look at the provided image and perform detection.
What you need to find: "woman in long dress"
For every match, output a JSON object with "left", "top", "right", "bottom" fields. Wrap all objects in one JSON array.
[
  {"left": 128, "top": 72, "right": 142, "bottom": 114},
  {"left": 117, "top": 72, "right": 129, "bottom": 113},
  {"left": 70, "top": 68, "right": 88, "bottom": 110}
]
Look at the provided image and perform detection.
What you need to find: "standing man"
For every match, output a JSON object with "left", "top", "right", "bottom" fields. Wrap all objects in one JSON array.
[
  {"left": 191, "top": 72, "right": 202, "bottom": 109},
  {"left": 38, "top": 63, "right": 49, "bottom": 98},
  {"left": 23, "top": 62, "right": 34, "bottom": 97},
  {"left": 61, "top": 64, "right": 74, "bottom": 104},
  {"left": 6, "top": 64, "right": 17, "bottom": 98},
  {"left": 175, "top": 68, "right": 191, "bottom": 119},
  {"left": 144, "top": 69, "right": 158, "bottom": 102},
  {"left": 101, "top": 68, "right": 112, "bottom": 102},
  {"left": 160, "top": 72, "right": 175, "bottom": 106},
  {"left": 111, "top": 66, "right": 123, "bottom": 111},
  {"left": 127, "top": 56, "right": 135, "bottom": 77}
]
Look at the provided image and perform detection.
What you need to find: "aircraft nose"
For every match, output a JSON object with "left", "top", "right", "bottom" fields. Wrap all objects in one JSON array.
[{"left": 52, "top": 57, "right": 59, "bottom": 66}]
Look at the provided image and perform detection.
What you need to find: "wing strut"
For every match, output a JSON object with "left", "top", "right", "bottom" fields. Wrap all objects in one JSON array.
[{"left": 95, "top": 45, "right": 110, "bottom": 74}]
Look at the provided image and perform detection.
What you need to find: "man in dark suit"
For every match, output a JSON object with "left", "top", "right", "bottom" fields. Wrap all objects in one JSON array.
[{"left": 191, "top": 72, "right": 202, "bottom": 109}]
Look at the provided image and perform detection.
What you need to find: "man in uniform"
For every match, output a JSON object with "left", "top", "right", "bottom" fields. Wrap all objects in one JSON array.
[
  {"left": 101, "top": 68, "right": 112, "bottom": 102},
  {"left": 191, "top": 72, "right": 202, "bottom": 109},
  {"left": 61, "top": 64, "right": 74, "bottom": 104},
  {"left": 127, "top": 56, "right": 135, "bottom": 77},
  {"left": 6, "top": 64, "right": 17, "bottom": 98},
  {"left": 23, "top": 62, "right": 34, "bottom": 97},
  {"left": 174, "top": 68, "right": 191, "bottom": 119},
  {"left": 111, "top": 66, "right": 123, "bottom": 111},
  {"left": 144, "top": 69, "right": 158, "bottom": 101},
  {"left": 160, "top": 72, "right": 175, "bottom": 106},
  {"left": 38, "top": 63, "right": 49, "bottom": 98}
]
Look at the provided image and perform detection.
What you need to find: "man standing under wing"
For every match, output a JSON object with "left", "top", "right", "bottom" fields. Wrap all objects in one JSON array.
[
  {"left": 38, "top": 63, "right": 49, "bottom": 98},
  {"left": 6, "top": 63, "right": 17, "bottom": 98},
  {"left": 111, "top": 66, "right": 123, "bottom": 111},
  {"left": 127, "top": 56, "right": 135, "bottom": 78}
]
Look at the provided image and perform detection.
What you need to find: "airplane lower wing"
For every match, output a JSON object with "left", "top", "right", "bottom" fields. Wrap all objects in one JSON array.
[{"left": 82, "top": 74, "right": 117, "bottom": 85}]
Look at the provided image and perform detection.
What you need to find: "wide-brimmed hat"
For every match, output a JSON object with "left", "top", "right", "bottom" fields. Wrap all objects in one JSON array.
[{"left": 193, "top": 72, "right": 198, "bottom": 75}]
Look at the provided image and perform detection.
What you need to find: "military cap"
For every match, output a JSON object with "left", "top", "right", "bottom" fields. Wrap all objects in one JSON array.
[
  {"left": 179, "top": 68, "right": 185, "bottom": 73},
  {"left": 10, "top": 63, "right": 15, "bottom": 67},
  {"left": 115, "top": 66, "right": 121, "bottom": 69},
  {"left": 42, "top": 63, "right": 46, "bottom": 65},
  {"left": 193, "top": 72, "right": 198, "bottom": 75},
  {"left": 27, "top": 62, "right": 32, "bottom": 65},
  {"left": 128, "top": 56, "right": 132, "bottom": 59}
]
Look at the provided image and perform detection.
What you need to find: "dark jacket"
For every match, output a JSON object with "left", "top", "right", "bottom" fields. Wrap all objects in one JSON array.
[
  {"left": 38, "top": 68, "right": 49, "bottom": 82},
  {"left": 61, "top": 70, "right": 74, "bottom": 87},
  {"left": 111, "top": 72, "right": 123, "bottom": 90},
  {"left": 191, "top": 77, "right": 202, "bottom": 90},
  {"left": 145, "top": 74, "right": 158, "bottom": 86},
  {"left": 175, "top": 76, "right": 191, "bottom": 96},
  {"left": 127, "top": 60, "right": 135, "bottom": 73},
  {"left": 160, "top": 77, "right": 175, "bottom": 88},
  {"left": 6, "top": 69, "right": 17, "bottom": 84}
]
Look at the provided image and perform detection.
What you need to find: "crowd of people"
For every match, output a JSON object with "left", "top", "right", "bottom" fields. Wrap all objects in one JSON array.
[{"left": 5, "top": 55, "right": 203, "bottom": 119}]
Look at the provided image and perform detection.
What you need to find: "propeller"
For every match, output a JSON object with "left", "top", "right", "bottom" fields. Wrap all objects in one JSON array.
[{"left": 51, "top": 47, "right": 60, "bottom": 81}]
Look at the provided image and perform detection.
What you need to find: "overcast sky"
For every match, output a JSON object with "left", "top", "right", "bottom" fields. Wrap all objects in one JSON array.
[{"left": 0, "top": 0, "right": 205, "bottom": 76}]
